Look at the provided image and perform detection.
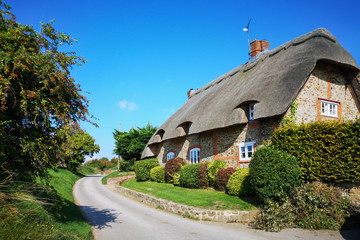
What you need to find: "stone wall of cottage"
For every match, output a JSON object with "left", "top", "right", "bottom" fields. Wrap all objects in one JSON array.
[
  {"left": 155, "top": 63, "right": 359, "bottom": 167},
  {"left": 156, "top": 117, "right": 280, "bottom": 167},
  {"left": 284, "top": 63, "right": 360, "bottom": 122}
]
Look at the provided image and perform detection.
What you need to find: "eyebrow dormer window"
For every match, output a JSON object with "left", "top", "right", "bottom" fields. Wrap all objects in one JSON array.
[
  {"left": 249, "top": 104, "right": 254, "bottom": 121},
  {"left": 167, "top": 152, "right": 175, "bottom": 161}
]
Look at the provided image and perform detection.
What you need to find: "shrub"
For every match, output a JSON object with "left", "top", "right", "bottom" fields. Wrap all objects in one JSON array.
[
  {"left": 226, "top": 167, "right": 252, "bottom": 196},
  {"left": 249, "top": 146, "right": 302, "bottom": 202},
  {"left": 197, "top": 163, "right": 208, "bottom": 188},
  {"left": 271, "top": 120, "right": 360, "bottom": 183},
  {"left": 173, "top": 173, "right": 180, "bottom": 186},
  {"left": 119, "top": 159, "right": 135, "bottom": 172},
  {"left": 252, "top": 182, "right": 357, "bottom": 231},
  {"left": 179, "top": 163, "right": 206, "bottom": 188},
  {"left": 134, "top": 158, "right": 159, "bottom": 181},
  {"left": 164, "top": 157, "right": 186, "bottom": 183},
  {"left": 150, "top": 166, "right": 165, "bottom": 183},
  {"left": 207, "top": 160, "right": 226, "bottom": 187},
  {"left": 215, "top": 167, "right": 236, "bottom": 191}
]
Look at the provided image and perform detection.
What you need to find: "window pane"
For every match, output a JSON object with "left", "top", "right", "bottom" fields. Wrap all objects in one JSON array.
[
  {"left": 241, "top": 153, "right": 246, "bottom": 158},
  {"left": 241, "top": 147, "right": 245, "bottom": 153}
]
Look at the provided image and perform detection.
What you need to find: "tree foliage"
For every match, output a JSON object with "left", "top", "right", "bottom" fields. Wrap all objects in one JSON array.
[
  {"left": 0, "top": 1, "right": 93, "bottom": 180},
  {"left": 59, "top": 126, "right": 99, "bottom": 169},
  {"left": 113, "top": 123, "right": 157, "bottom": 161}
]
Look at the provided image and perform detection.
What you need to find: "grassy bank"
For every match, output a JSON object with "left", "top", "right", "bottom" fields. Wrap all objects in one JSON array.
[
  {"left": 0, "top": 169, "right": 93, "bottom": 240},
  {"left": 121, "top": 178, "right": 256, "bottom": 210}
]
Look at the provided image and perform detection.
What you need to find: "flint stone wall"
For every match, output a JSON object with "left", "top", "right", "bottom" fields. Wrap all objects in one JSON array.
[
  {"left": 114, "top": 185, "right": 258, "bottom": 223},
  {"left": 107, "top": 174, "right": 135, "bottom": 185}
]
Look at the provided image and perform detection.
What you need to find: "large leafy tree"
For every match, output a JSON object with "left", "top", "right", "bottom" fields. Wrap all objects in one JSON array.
[
  {"left": 0, "top": 1, "right": 94, "bottom": 180},
  {"left": 59, "top": 126, "right": 100, "bottom": 170},
  {"left": 113, "top": 123, "right": 157, "bottom": 161}
]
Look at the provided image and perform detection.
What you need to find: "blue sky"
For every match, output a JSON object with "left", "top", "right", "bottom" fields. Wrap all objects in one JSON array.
[{"left": 9, "top": 0, "right": 360, "bottom": 160}]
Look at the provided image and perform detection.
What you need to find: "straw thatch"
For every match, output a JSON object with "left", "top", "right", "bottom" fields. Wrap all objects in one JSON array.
[{"left": 142, "top": 28, "right": 359, "bottom": 159}]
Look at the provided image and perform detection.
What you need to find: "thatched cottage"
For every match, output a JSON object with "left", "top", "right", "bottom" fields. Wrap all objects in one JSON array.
[{"left": 142, "top": 28, "right": 360, "bottom": 167}]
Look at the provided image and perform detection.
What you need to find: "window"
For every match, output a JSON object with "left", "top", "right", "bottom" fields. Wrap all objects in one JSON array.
[
  {"left": 189, "top": 148, "right": 200, "bottom": 164},
  {"left": 321, "top": 100, "right": 338, "bottom": 117},
  {"left": 239, "top": 142, "right": 255, "bottom": 161},
  {"left": 249, "top": 104, "right": 254, "bottom": 121},
  {"left": 167, "top": 152, "right": 175, "bottom": 161}
]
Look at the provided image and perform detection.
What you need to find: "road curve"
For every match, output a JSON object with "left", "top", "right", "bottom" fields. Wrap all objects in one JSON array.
[{"left": 73, "top": 175, "right": 358, "bottom": 240}]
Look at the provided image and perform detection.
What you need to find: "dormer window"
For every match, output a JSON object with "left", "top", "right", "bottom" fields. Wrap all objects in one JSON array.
[
  {"left": 321, "top": 100, "right": 338, "bottom": 118},
  {"left": 167, "top": 152, "right": 175, "bottom": 161},
  {"left": 249, "top": 104, "right": 254, "bottom": 121}
]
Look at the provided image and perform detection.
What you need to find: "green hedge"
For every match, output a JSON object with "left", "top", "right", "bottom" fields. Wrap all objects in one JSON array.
[
  {"left": 179, "top": 163, "right": 206, "bottom": 189},
  {"left": 249, "top": 146, "right": 302, "bottom": 202},
  {"left": 150, "top": 166, "right": 165, "bottom": 183},
  {"left": 226, "top": 168, "right": 252, "bottom": 196},
  {"left": 134, "top": 158, "right": 159, "bottom": 181},
  {"left": 271, "top": 120, "right": 360, "bottom": 183},
  {"left": 207, "top": 160, "right": 226, "bottom": 187}
]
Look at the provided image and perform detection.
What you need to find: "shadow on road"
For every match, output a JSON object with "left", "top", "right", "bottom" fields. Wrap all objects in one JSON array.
[{"left": 79, "top": 205, "right": 121, "bottom": 229}]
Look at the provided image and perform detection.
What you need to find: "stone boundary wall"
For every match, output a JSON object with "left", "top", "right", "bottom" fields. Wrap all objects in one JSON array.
[
  {"left": 107, "top": 175, "right": 135, "bottom": 185},
  {"left": 103, "top": 169, "right": 118, "bottom": 175},
  {"left": 114, "top": 185, "right": 258, "bottom": 223}
]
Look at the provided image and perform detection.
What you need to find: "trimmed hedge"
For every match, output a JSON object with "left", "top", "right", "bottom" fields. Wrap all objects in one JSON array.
[
  {"left": 179, "top": 163, "right": 206, "bottom": 189},
  {"left": 207, "top": 160, "right": 226, "bottom": 187},
  {"left": 134, "top": 158, "right": 159, "bottom": 181},
  {"left": 164, "top": 157, "right": 186, "bottom": 183},
  {"left": 271, "top": 120, "right": 360, "bottom": 183},
  {"left": 215, "top": 167, "right": 236, "bottom": 191},
  {"left": 249, "top": 146, "right": 302, "bottom": 202},
  {"left": 150, "top": 166, "right": 165, "bottom": 183},
  {"left": 227, "top": 167, "right": 252, "bottom": 196}
]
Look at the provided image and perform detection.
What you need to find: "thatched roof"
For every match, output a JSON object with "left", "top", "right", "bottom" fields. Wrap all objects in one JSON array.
[{"left": 142, "top": 28, "right": 360, "bottom": 159}]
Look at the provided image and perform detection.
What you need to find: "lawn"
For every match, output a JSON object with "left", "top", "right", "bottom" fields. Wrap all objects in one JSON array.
[
  {"left": 101, "top": 171, "right": 135, "bottom": 184},
  {"left": 121, "top": 178, "right": 257, "bottom": 211}
]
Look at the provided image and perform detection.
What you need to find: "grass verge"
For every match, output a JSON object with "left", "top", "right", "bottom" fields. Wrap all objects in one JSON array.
[
  {"left": 77, "top": 165, "right": 100, "bottom": 175},
  {"left": 101, "top": 171, "right": 134, "bottom": 185},
  {"left": 0, "top": 169, "right": 93, "bottom": 240},
  {"left": 121, "top": 178, "right": 257, "bottom": 211}
]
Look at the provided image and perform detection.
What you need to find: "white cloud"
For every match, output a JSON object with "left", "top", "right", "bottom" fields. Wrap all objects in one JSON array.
[
  {"left": 118, "top": 100, "right": 139, "bottom": 111},
  {"left": 118, "top": 100, "right": 138, "bottom": 111}
]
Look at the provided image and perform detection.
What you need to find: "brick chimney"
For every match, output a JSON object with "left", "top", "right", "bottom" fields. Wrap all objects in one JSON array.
[
  {"left": 250, "top": 39, "right": 269, "bottom": 58},
  {"left": 187, "top": 88, "right": 193, "bottom": 99}
]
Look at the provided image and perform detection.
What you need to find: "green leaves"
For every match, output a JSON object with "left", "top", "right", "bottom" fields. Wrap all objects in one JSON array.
[
  {"left": 113, "top": 123, "right": 157, "bottom": 161},
  {"left": 0, "top": 1, "right": 94, "bottom": 180},
  {"left": 272, "top": 120, "right": 360, "bottom": 183}
]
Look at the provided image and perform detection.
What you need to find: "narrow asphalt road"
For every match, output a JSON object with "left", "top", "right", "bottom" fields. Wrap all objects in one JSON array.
[{"left": 73, "top": 175, "right": 359, "bottom": 240}]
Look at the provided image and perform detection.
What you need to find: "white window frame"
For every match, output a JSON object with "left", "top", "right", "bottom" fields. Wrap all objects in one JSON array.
[
  {"left": 189, "top": 148, "right": 200, "bottom": 164},
  {"left": 167, "top": 152, "right": 175, "bottom": 161},
  {"left": 249, "top": 104, "right": 254, "bottom": 121},
  {"left": 239, "top": 141, "right": 255, "bottom": 161},
  {"left": 321, "top": 100, "right": 338, "bottom": 118}
]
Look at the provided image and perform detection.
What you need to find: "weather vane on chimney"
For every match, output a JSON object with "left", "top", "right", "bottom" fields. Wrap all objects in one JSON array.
[{"left": 243, "top": 18, "right": 251, "bottom": 60}]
